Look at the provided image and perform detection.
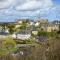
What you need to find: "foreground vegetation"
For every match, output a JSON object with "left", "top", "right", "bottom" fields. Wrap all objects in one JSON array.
[
  {"left": 0, "top": 38, "right": 17, "bottom": 56},
  {"left": 0, "top": 37, "right": 60, "bottom": 60},
  {"left": 0, "top": 30, "right": 60, "bottom": 60}
]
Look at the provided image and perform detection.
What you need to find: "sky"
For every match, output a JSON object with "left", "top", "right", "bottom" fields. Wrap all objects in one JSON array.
[{"left": 0, "top": 0, "right": 60, "bottom": 22}]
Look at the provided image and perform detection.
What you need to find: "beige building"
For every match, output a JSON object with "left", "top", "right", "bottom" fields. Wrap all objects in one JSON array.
[
  {"left": 47, "top": 23, "right": 59, "bottom": 32},
  {"left": 32, "top": 30, "right": 38, "bottom": 35}
]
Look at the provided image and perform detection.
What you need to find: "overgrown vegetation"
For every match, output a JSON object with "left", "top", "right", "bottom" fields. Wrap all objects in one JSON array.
[
  {"left": 7, "top": 24, "right": 16, "bottom": 34},
  {"left": 37, "top": 31, "right": 58, "bottom": 38},
  {"left": 0, "top": 37, "right": 17, "bottom": 56},
  {"left": 0, "top": 38, "right": 60, "bottom": 60},
  {"left": 16, "top": 38, "right": 36, "bottom": 44}
]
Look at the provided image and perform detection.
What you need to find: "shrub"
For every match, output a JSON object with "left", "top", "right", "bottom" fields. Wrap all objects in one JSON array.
[
  {"left": 0, "top": 37, "right": 17, "bottom": 56},
  {"left": 3, "top": 37, "right": 16, "bottom": 49},
  {"left": 38, "top": 31, "right": 48, "bottom": 37},
  {"left": 25, "top": 38, "right": 36, "bottom": 44},
  {"left": 47, "top": 32, "right": 57, "bottom": 38},
  {"left": 37, "top": 31, "right": 58, "bottom": 38},
  {"left": 57, "top": 31, "right": 60, "bottom": 34}
]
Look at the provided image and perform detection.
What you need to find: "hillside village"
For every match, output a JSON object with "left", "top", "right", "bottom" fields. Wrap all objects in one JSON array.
[
  {"left": 0, "top": 19, "right": 60, "bottom": 40},
  {"left": 15, "top": 19, "right": 59, "bottom": 32}
]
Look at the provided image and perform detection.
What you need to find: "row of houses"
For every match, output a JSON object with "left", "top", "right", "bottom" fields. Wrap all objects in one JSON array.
[
  {"left": 0, "top": 19, "right": 59, "bottom": 32},
  {"left": 16, "top": 19, "right": 60, "bottom": 32}
]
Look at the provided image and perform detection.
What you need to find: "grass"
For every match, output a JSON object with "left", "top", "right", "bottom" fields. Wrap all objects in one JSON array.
[
  {"left": 0, "top": 47, "right": 18, "bottom": 56},
  {"left": 0, "top": 48, "right": 8, "bottom": 56}
]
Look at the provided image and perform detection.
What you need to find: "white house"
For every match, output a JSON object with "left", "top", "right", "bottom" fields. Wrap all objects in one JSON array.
[
  {"left": 34, "top": 21, "right": 40, "bottom": 27},
  {"left": 5, "top": 29, "right": 9, "bottom": 33},
  {"left": 12, "top": 30, "right": 31, "bottom": 40}
]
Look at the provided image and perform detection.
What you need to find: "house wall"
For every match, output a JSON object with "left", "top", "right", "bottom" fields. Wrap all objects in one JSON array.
[
  {"left": 32, "top": 31, "right": 38, "bottom": 35},
  {"left": 16, "top": 34, "right": 31, "bottom": 40},
  {"left": 47, "top": 25, "right": 59, "bottom": 32}
]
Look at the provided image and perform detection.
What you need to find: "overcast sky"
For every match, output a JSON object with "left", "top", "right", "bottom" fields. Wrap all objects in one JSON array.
[{"left": 0, "top": 0, "right": 60, "bottom": 22}]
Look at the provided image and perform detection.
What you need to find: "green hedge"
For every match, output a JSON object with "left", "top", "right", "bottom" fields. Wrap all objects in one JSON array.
[{"left": 38, "top": 31, "right": 57, "bottom": 38}]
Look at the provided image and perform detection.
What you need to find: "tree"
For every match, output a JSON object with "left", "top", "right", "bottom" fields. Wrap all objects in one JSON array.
[
  {"left": 7, "top": 24, "right": 16, "bottom": 34},
  {"left": 20, "top": 21, "right": 28, "bottom": 30},
  {"left": 57, "top": 24, "right": 60, "bottom": 34},
  {"left": 59, "top": 24, "right": 60, "bottom": 31},
  {"left": 0, "top": 23, "right": 8, "bottom": 31}
]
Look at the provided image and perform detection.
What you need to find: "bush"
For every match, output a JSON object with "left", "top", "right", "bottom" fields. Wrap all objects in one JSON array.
[
  {"left": 16, "top": 38, "right": 36, "bottom": 44},
  {"left": 0, "top": 37, "right": 17, "bottom": 56},
  {"left": 57, "top": 31, "right": 60, "bottom": 34},
  {"left": 47, "top": 32, "right": 57, "bottom": 38},
  {"left": 38, "top": 31, "right": 57, "bottom": 38},
  {"left": 25, "top": 38, "right": 36, "bottom": 44},
  {"left": 4, "top": 37, "right": 16, "bottom": 49},
  {"left": 38, "top": 31, "right": 47, "bottom": 37}
]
